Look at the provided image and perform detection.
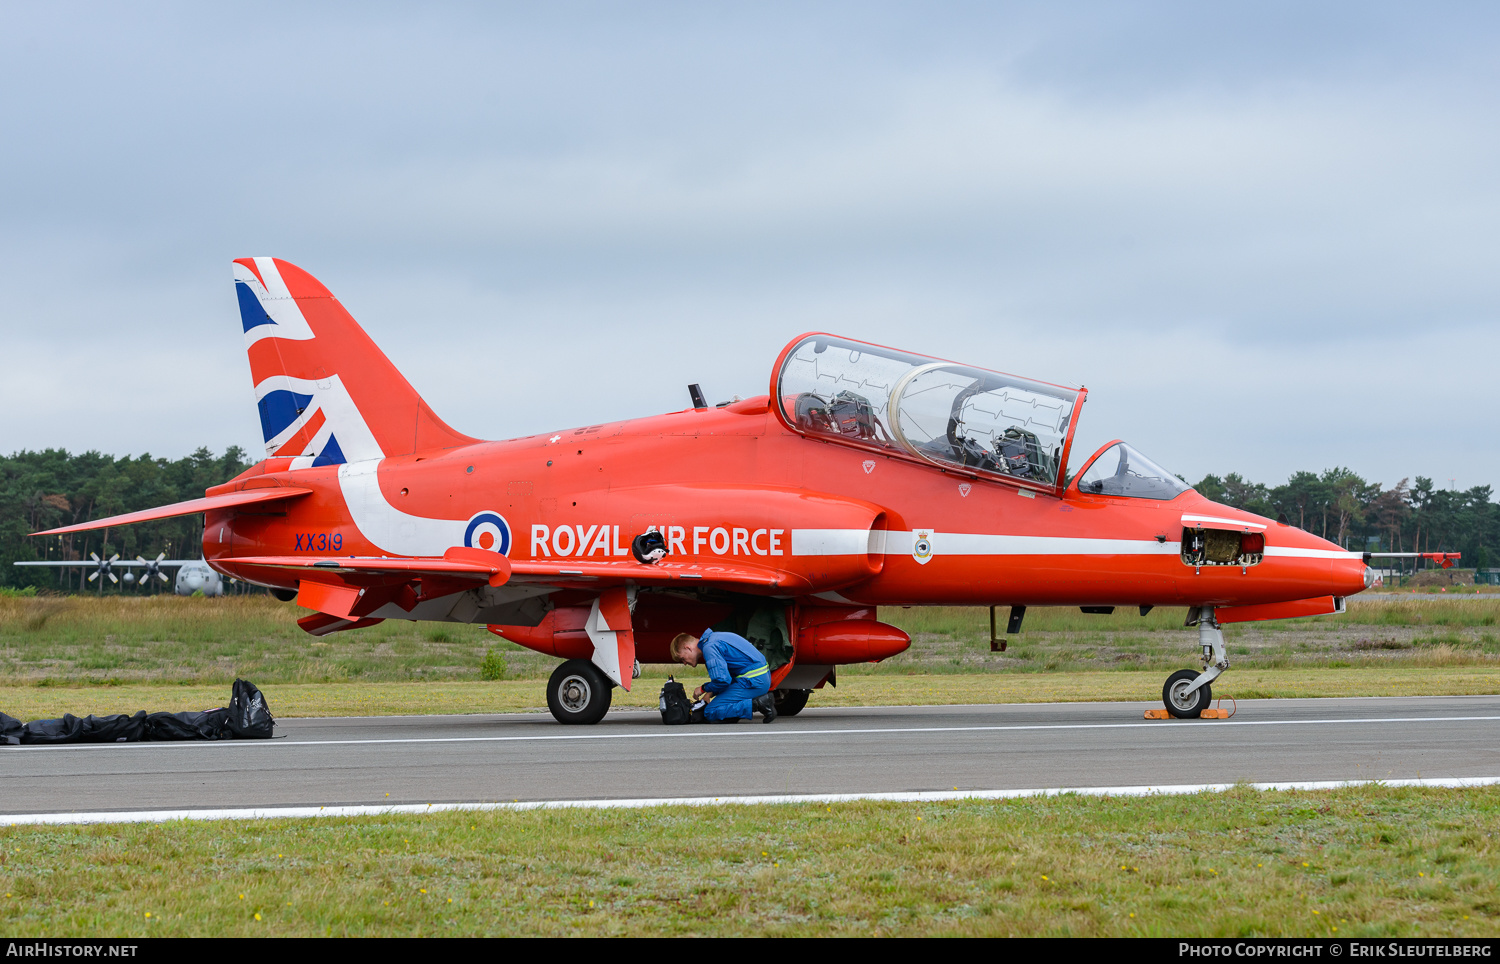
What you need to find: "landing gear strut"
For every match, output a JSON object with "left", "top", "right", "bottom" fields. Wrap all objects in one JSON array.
[{"left": 1162, "top": 606, "right": 1228, "bottom": 719}]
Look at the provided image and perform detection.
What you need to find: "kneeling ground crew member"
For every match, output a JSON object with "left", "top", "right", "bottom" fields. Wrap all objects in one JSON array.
[{"left": 671, "top": 629, "right": 777, "bottom": 723}]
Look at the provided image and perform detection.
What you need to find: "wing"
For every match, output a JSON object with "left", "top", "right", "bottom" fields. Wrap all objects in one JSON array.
[
  {"left": 228, "top": 551, "right": 802, "bottom": 592},
  {"left": 29, "top": 488, "right": 313, "bottom": 536},
  {"left": 227, "top": 550, "right": 802, "bottom": 635}
]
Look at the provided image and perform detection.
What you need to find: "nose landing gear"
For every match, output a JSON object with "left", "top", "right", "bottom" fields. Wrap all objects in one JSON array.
[{"left": 1162, "top": 606, "right": 1228, "bottom": 719}]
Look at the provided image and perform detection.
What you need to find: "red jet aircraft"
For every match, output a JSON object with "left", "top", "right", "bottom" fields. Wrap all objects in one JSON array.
[{"left": 39, "top": 258, "right": 1442, "bottom": 724}]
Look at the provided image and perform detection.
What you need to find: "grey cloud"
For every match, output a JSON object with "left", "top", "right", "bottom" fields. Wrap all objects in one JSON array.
[{"left": 1, "top": 2, "right": 1496, "bottom": 493}]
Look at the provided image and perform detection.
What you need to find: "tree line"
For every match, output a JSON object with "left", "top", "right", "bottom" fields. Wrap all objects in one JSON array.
[
  {"left": 1193, "top": 469, "right": 1496, "bottom": 570},
  {"left": 1, "top": 447, "right": 252, "bottom": 590},
  {"left": 1, "top": 448, "right": 1495, "bottom": 590}
]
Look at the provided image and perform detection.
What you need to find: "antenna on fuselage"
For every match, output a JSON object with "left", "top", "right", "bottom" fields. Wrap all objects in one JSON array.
[{"left": 688, "top": 384, "right": 707, "bottom": 411}]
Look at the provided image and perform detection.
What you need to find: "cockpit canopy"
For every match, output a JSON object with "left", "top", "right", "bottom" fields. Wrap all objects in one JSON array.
[
  {"left": 773, "top": 334, "right": 1084, "bottom": 489},
  {"left": 1075, "top": 441, "right": 1191, "bottom": 500}
]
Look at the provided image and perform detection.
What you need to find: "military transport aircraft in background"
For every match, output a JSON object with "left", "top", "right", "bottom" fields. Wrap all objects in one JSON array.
[
  {"left": 13, "top": 554, "right": 226, "bottom": 596},
  {"left": 32, "top": 257, "right": 1455, "bottom": 724}
]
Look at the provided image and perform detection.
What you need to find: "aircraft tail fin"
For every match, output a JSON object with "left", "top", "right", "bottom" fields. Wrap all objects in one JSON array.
[{"left": 232, "top": 257, "right": 477, "bottom": 467}]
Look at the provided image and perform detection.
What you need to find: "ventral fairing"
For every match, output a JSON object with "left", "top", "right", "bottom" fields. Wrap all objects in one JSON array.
[{"left": 37, "top": 258, "right": 1432, "bottom": 723}]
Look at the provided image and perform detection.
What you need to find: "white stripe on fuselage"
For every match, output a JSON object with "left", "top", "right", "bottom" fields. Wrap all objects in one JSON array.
[
  {"left": 790, "top": 529, "right": 1362, "bottom": 559},
  {"left": 791, "top": 528, "right": 875, "bottom": 556},
  {"left": 338, "top": 460, "right": 469, "bottom": 556},
  {"left": 793, "top": 529, "right": 1181, "bottom": 557},
  {"left": 1263, "top": 546, "right": 1363, "bottom": 560}
]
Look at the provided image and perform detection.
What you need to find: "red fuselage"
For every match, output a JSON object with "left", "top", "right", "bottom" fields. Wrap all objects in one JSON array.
[{"left": 205, "top": 394, "right": 1367, "bottom": 662}]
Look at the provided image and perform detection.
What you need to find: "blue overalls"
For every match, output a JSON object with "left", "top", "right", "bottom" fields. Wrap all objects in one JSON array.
[{"left": 698, "top": 628, "right": 771, "bottom": 722}]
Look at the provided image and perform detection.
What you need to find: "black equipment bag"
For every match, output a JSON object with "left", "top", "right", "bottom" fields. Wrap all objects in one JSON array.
[
  {"left": 227, "top": 679, "right": 274, "bottom": 739},
  {"left": 78, "top": 711, "right": 147, "bottom": 743},
  {"left": 144, "top": 708, "right": 231, "bottom": 741},
  {"left": 0, "top": 711, "right": 22, "bottom": 746},
  {"left": 659, "top": 676, "right": 693, "bottom": 725},
  {"left": 22, "top": 714, "right": 84, "bottom": 744},
  {"left": 1, "top": 681, "right": 263, "bottom": 747},
  {"left": 22, "top": 711, "right": 149, "bottom": 744}
]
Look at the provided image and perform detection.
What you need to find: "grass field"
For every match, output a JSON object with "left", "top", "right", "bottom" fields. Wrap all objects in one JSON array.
[
  {"left": 1, "top": 595, "right": 1498, "bottom": 719},
  {"left": 2, "top": 785, "right": 1496, "bottom": 937},
  {"left": 0, "top": 595, "right": 1496, "bottom": 686},
  {"left": 3, "top": 596, "right": 1498, "bottom": 937}
]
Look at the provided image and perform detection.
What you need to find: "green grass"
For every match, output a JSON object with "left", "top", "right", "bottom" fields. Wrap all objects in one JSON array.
[
  {"left": 2, "top": 596, "right": 1498, "bottom": 689},
  {"left": 2, "top": 785, "right": 1497, "bottom": 936},
  {"left": 0, "top": 595, "right": 534, "bottom": 685},
  {"left": 867, "top": 600, "right": 1500, "bottom": 676}
]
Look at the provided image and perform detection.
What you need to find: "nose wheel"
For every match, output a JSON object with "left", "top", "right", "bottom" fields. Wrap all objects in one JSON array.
[
  {"left": 1163, "top": 669, "right": 1212, "bottom": 718},
  {"left": 1160, "top": 607, "right": 1228, "bottom": 719}
]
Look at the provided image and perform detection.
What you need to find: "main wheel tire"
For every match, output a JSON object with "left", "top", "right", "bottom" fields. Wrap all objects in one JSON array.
[
  {"left": 1163, "top": 668, "right": 1211, "bottom": 719},
  {"left": 547, "top": 659, "right": 613, "bottom": 725},
  {"left": 773, "top": 688, "right": 811, "bottom": 717}
]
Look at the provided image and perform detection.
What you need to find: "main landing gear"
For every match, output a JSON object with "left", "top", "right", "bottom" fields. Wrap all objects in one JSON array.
[
  {"left": 547, "top": 659, "right": 613, "bottom": 725},
  {"left": 1162, "top": 606, "right": 1228, "bottom": 719},
  {"left": 543, "top": 663, "right": 813, "bottom": 725},
  {"left": 772, "top": 688, "right": 811, "bottom": 717}
]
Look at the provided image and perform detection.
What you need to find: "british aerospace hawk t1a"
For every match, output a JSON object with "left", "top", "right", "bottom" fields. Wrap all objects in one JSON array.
[{"left": 36, "top": 258, "right": 1422, "bottom": 724}]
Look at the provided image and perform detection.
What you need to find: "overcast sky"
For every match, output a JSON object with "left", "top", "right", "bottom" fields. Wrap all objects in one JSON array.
[{"left": 2, "top": 2, "right": 1496, "bottom": 492}]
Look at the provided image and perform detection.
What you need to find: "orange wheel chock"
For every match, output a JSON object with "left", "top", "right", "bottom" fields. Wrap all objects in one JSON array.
[{"left": 1144, "top": 707, "right": 1234, "bottom": 720}]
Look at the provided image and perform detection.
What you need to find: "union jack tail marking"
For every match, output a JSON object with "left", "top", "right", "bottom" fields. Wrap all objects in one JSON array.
[{"left": 232, "top": 258, "right": 475, "bottom": 467}]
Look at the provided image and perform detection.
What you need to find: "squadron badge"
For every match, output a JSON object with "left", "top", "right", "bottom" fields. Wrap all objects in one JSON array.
[{"left": 912, "top": 529, "right": 935, "bottom": 565}]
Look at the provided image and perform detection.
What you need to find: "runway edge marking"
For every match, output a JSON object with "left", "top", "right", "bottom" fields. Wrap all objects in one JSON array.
[{"left": 5, "top": 776, "right": 1500, "bottom": 826}]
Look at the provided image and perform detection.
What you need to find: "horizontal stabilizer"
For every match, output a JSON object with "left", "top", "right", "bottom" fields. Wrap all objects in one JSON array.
[{"left": 31, "top": 488, "right": 313, "bottom": 536}]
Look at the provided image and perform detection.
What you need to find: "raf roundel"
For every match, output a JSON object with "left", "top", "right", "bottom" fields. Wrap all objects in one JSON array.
[{"left": 463, "top": 512, "right": 512, "bottom": 554}]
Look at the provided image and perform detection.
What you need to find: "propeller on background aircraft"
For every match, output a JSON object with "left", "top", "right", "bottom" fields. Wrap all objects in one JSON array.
[
  {"left": 87, "top": 552, "right": 119, "bottom": 584},
  {"left": 137, "top": 553, "right": 170, "bottom": 584}
]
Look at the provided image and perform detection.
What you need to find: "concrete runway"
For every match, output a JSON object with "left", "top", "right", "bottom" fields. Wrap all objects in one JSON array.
[{"left": 5, "top": 695, "right": 1500, "bottom": 816}]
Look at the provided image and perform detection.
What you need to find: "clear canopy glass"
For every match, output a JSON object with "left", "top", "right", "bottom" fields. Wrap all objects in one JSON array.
[
  {"left": 775, "top": 335, "right": 1082, "bottom": 486},
  {"left": 1075, "top": 442, "right": 1191, "bottom": 500}
]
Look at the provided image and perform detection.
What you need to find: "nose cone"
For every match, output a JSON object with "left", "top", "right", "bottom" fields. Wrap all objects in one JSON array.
[{"left": 1193, "top": 498, "right": 1368, "bottom": 599}]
